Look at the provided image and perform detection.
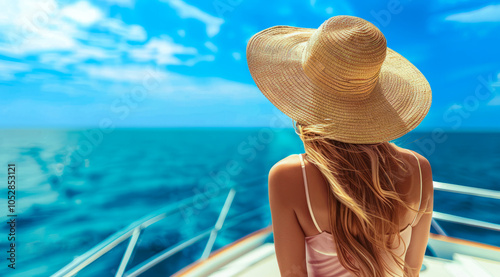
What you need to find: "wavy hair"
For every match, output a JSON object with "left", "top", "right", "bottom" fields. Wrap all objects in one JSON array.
[{"left": 295, "top": 122, "right": 426, "bottom": 277}]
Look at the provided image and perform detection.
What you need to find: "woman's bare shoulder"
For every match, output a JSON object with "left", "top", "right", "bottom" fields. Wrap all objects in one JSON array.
[
  {"left": 268, "top": 154, "right": 305, "bottom": 207},
  {"left": 392, "top": 145, "right": 433, "bottom": 199},
  {"left": 269, "top": 154, "right": 303, "bottom": 182},
  {"left": 272, "top": 154, "right": 300, "bottom": 168},
  {"left": 392, "top": 145, "right": 431, "bottom": 170}
]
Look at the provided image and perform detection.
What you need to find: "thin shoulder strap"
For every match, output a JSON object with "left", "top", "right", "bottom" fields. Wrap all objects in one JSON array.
[
  {"left": 407, "top": 150, "right": 423, "bottom": 227},
  {"left": 299, "top": 154, "right": 322, "bottom": 233}
]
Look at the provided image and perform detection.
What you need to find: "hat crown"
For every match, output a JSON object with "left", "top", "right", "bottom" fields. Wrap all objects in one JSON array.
[{"left": 301, "top": 16, "right": 387, "bottom": 100}]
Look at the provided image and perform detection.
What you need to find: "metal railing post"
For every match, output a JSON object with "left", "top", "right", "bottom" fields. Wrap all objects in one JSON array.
[
  {"left": 115, "top": 227, "right": 141, "bottom": 277},
  {"left": 200, "top": 188, "right": 237, "bottom": 260},
  {"left": 431, "top": 219, "right": 447, "bottom": 236}
]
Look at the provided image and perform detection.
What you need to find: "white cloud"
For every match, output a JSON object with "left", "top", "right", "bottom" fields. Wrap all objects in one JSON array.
[
  {"left": 0, "top": 0, "right": 146, "bottom": 60},
  {"left": 129, "top": 36, "right": 197, "bottom": 65},
  {"left": 445, "top": 4, "right": 500, "bottom": 23},
  {"left": 75, "top": 64, "right": 261, "bottom": 100},
  {"left": 0, "top": 0, "right": 59, "bottom": 27},
  {"left": 3, "top": 27, "right": 78, "bottom": 55},
  {"left": 98, "top": 18, "right": 147, "bottom": 41},
  {"left": 232, "top": 52, "right": 241, "bottom": 61},
  {"left": 204, "top": 41, "right": 218, "bottom": 52},
  {"left": 78, "top": 64, "right": 169, "bottom": 83},
  {"left": 39, "top": 46, "right": 118, "bottom": 71},
  {"left": 0, "top": 0, "right": 210, "bottom": 74},
  {"left": 61, "top": 1, "right": 103, "bottom": 25},
  {"left": 184, "top": 54, "right": 215, "bottom": 66},
  {"left": 0, "top": 60, "right": 30, "bottom": 80},
  {"left": 160, "top": 0, "right": 224, "bottom": 37},
  {"left": 0, "top": 0, "right": 78, "bottom": 55}
]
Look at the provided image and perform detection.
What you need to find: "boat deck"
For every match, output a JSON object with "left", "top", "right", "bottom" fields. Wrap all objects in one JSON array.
[
  {"left": 210, "top": 243, "right": 500, "bottom": 277},
  {"left": 175, "top": 227, "right": 500, "bottom": 277}
]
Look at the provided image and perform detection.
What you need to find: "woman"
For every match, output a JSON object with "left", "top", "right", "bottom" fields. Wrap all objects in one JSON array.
[{"left": 246, "top": 16, "right": 434, "bottom": 276}]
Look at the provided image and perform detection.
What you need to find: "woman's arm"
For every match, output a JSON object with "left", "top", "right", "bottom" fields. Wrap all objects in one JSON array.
[
  {"left": 268, "top": 160, "right": 308, "bottom": 277},
  {"left": 404, "top": 157, "right": 434, "bottom": 276}
]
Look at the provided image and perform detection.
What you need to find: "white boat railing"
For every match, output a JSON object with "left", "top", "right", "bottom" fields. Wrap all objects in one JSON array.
[
  {"left": 433, "top": 181, "right": 500, "bottom": 200},
  {"left": 431, "top": 181, "right": 500, "bottom": 236},
  {"left": 51, "top": 180, "right": 500, "bottom": 277}
]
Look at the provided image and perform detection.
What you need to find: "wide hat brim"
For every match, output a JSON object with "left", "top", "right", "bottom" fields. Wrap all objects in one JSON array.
[{"left": 247, "top": 25, "right": 432, "bottom": 144}]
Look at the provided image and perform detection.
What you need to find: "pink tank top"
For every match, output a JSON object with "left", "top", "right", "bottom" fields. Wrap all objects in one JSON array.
[{"left": 298, "top": 151, "right": 422, "bottom": 277}]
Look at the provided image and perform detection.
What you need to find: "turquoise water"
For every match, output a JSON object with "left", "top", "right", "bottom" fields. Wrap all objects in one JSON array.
[{"left": 0, "top": 129, "right": 499, "bottom": 276}]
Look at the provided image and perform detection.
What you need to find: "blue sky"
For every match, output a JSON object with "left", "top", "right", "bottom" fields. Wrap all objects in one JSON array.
[{"left": 0, "top": 0, "right": 499, "bottom": 130}]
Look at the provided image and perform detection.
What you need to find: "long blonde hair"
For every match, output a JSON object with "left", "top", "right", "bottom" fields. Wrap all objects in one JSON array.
[{"left": 296, "top": 122, "right": 425, "bottom": 277}]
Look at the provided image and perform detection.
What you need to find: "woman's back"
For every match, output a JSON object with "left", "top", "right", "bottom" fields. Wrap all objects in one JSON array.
[
  {"left": 269, "top": 145, "right": 433, "bottom": 276},
  {"left": 296, "top": 146, "right": 426, "bottom": 238}
]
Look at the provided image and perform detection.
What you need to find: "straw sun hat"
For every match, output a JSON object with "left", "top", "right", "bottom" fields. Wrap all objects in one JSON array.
[{"left": 246, "top": 15, "right": 432, "bottom": 144}]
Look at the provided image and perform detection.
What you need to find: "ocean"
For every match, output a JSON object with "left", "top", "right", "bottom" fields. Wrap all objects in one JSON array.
[{"left": 0, "top": 129, "right": 499, "bottom": 276}]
